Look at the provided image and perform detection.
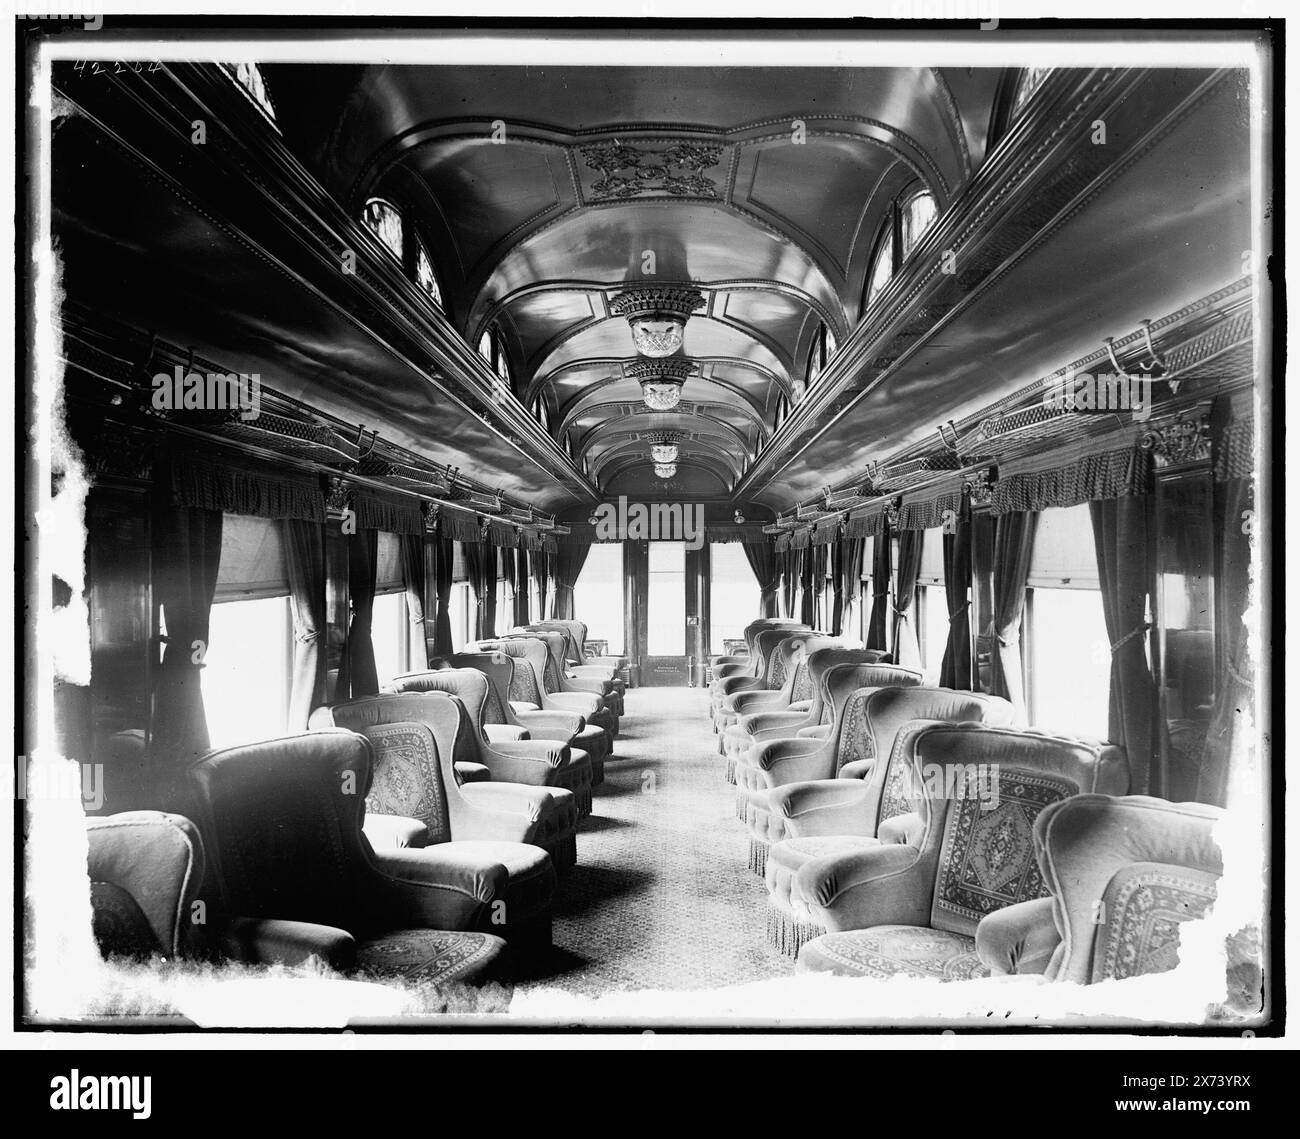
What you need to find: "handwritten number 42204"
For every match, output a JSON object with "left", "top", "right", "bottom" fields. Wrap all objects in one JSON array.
[{"left": 72, "top": 61, "right": 163, "bottom": 76}]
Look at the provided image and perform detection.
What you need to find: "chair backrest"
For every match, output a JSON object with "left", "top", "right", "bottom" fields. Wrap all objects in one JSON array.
[
  {"left": 892, "top": 723, "right": 1130, "bottom": 939},
  {"left": 422, "top": 652, "right": 519, "bottom": 727},
  {"left": 520, "top": 629, "right": 575, "bottom": 692},
  {"left": 86, "top": 810, "right": 205, "bottom": 960},
  {"left": 471, "top": 637, "right": 549, "bottom": 706},
  {"left": 803, "top": 648, "right": 891, "bottom": 724},
  {"left": 752, "top": 628, "right": 805, "bottom": 689},
  {"left": 522, "top": 622, "right": 585, "bottom": 666},
  {"left": 355, "top": 721, "right": 454, "bottom": 845},
  {"left": 778, "top": 633, "right": 845, "bottom": 705},
  {"left": 844, "top": 688, "right": 1019, "bottom": 825},
  {"left": 187, "top": 730, "right": 379, "bottom": 933},
  {"left": 1034, "top": 794, "right": 1222, "bottom": 984},
  {"left": 821, "top": 663, "right": 925, "bottom": 761},
  {"left": 319, "top": 689, "right": 478, "bottom": 772}
]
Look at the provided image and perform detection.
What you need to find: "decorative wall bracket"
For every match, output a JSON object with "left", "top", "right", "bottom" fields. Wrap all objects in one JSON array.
[
  {"left": 1141, "top": 402, "right": 1214, "bottom": 471},
  {"left": 964, "top": 466, "right": 997, "bottom": 511}
]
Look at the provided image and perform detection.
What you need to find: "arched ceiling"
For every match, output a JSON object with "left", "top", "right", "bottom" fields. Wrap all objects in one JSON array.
[{"left": 264, "top": 63, "right": 1003, "bottom": 501}]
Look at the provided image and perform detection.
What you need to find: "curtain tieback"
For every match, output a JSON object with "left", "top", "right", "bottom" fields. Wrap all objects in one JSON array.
[
  {"left": 948, "top": 600, "right": 972, "bottom": 623},
  {"left": 1110, "top": 622, "right": 1151, "bottom": 654},
  {"left": 995, "top": 632, "right": 1019, "bottom": 648},
  {"left": 294, "top": 629, "right": 321, "bottom": 646}
]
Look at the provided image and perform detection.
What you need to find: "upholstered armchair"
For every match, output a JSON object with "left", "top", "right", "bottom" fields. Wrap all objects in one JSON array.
[
  {"left": 710, "top": 628, "right": 806, "bottom": 726},
  {"left": 86, "top": 810, "right": 205, "bottom": 962},
  {"left": 416, "top": 651, "right": 611, "bottom": 778},
  {"left": 515, "top": 625, "right": 625, "bottom": 718},
  {"left": 713, "top": 632, "right": 834, "bottom": 744},
  {"left": 975, "top": 795, "right": 1222, "bottom": 982},
  {"left": 732, "top": 659, "right": 923, "bottom": 810},
  {"left": 354, "top": 719, "right": 578, "bottom": 872},
  {"left": 523, "top": 621, "right": 626, "bottom": 696},
  {"left": 188, "top": 730, "right": 517, "bottom": 980},
  {"left": 721, "top": 645, "right": 889, "bottom": 765},
  {"left": 473, "top": 636, "right": 618, "bottom": 744},
  {"left": 524, "top": 629, "right": 623, "bottom": 723},
  {"left": 553, "top": 618, "right": 627, "bottom": 672},
  {"left": 782, "top": 723, "right": 1129, "bottom": 974},
  {"left": 316, "top": 682, "right": 592, "bottom": 820},
  {"left": 756, "top": 687, "right": 1017, "bottom": 874},
  {"left": 710, "top": 618, "right": 805, "bottom": 682}
]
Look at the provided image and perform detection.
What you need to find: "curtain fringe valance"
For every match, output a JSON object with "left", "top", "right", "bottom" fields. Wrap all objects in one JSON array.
[
  {"left": 774, "top": 533, "right": 791, "bottom": 554},
  {"left": 991, "top": 444, "right": 1151, "bottom": 516},
  {"left": 789, "top": 528, "right": 812, "bottom": 551},
  {"left": 353, "top": 490, "right": 425, "bottom": 535},
  {"left": 898, "top": 489, "right": 964, "bottom": 531},
  {"left": 811, "top": 518, "right": 841, "bottom": 546},
  {"left": 167, "top": 448, "right": 325, "bottom": 522},
  {"left": 705, "top": 522, "right": 770, "bottom": 544},
  {"left": 844, "top": 509, "right": 885, "bottom": 538}
]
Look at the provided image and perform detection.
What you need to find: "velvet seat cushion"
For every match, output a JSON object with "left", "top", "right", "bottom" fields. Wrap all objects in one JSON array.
[
  {"left": 797, "top": 927, "right": 990, "bottom": 981},
  {"left": 765, "top": 835, "right": 882, "bottom": 933},
  {"left": 355, "top": 929, "right": 506, "bottom": 985}
]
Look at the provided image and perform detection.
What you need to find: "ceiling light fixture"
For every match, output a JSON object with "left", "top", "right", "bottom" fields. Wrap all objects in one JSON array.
[
  {"left": 647, "top": 429, "right": 684, "bottom": 466},
  {"left": 627, "top": 358, "right": 699, "bottom": 412},
  {"left": 653, "top": 462, "right": 678, "bottom": 479},
  {"left": 610, "top": 286, "right": 706, "bottom": 358}
]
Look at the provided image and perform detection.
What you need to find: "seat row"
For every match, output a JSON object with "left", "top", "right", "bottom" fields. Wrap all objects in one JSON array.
[
  {"left": 84, "top": 623, "right": 628, "bottom": 990},
  {"left": 708, "top": 618, "right": 1225, "bottom": 985}
]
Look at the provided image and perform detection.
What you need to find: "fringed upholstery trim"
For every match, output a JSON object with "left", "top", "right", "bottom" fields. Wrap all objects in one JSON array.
[
  {"left": 774, "top": 533, "right": 791, "bottom": 553},
  {"left": 707, "top": 522, "right": 770, "bottom": 544},
  {"left": 724, "top": 757, "right": 737, "bottom": 785},
  {"left": 767, "top": 907, "right": 826, "bottom": 958},
  {"left": 354, "top": 491, "right": 425, "bottom": 535},
  {"left": 735, "top": 790, "right": 747, "bottom": 821},
  {"left": 748, "top": 838, "right": 769, "bottom": 877},
  {"left": 547, "top": 833, "right": 577, "bottom": 874},
  {"left": 991, "top": 444, "right": 1151, "bottom": 515},
  {"left": 169, "top": 449, "right": 326, "bottom": 521}
]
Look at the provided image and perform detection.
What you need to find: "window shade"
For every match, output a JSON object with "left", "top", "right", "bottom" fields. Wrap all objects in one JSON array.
[
  {"left": 215, "top": 515, "right": 288, "bottom": 602},
  {"left": 918, "top": 526, "right": 946, "bottom": 585},
  {"left": 1027, "top": 504, "right": 1100, "bottom": 589},
  {"left": 375, "top": 531, "right": 404, "bottom": 595}
]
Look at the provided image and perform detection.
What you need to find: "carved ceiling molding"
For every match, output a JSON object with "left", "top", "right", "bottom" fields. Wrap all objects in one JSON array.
[
  {"left": 535, "top": 353, "right": 786, "bottom": 410},
  {"left": 580, "top": 140, "right": 725, "bottom": 202}
]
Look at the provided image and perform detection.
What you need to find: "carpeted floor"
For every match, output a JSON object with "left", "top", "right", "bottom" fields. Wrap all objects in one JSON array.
[{"left": 514, "top": 686, "right": 796, "bottom": 995}]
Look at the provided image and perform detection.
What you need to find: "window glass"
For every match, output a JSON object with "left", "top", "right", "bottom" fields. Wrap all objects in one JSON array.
[
  {"left": 478, "top": 330, "right": 494, "bottom": 363},
  {"left": 1027, "top": 587, "right": 1110, "bottom": 739},
  {"left": 918, "top": 585, "right": 950, "bottom": 684},
  {"left": 374, "top": 531, "right": 403, "bottom": 595},
  {"left": 1012, "top": 67, "right": 1053, "bottom": 118},
  {"left": 216, "top": 515, "right": 288, "bottom": 602},
  {"left": 647, "top": 542, "right": 686, "bottom": 655},
  {"left": 372, "top": 592, "right": 409, "bottom": 686},
  {"left": 574, "top": 543, "right": 624, "bottom": 655},
  {"left": 415, "top": 240, "right": 442, "bottom": 307},
  {"left": 900, "top": 191, "right": 937, "bottom": 258},
  {"left": 204, "top": 596, "right": 290, "bottom": 748},
  {"left": 709, "top": 543, "right": 761, "bottom": 655},
  {"left": 222, "top": 62, "right": 277, "bottom": 122},
  {"left": 449, "top": 581, "right": 471, "bottom": 649},
  {"left": 362, "top": 198, "right": 404, "bottom": 262},
  {"left": 866, "top": 226, "right": 896, "bottom": 304}
]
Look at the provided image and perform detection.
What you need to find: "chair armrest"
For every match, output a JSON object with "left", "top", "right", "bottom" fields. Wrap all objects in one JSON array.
[
  {"left": 769, "top": 779, "right": 878, "bottom": 838},
  {"left": 837, "top": 759, "right": 874, "bottom": 780},
  {"left": 975, "top": 898, "right": 1060, "bottom": 976},
  {"left": 726, "top": 689, "right": 786, "bottom": 716},
  {"left": 543, "top": 692, "right": 602, "bottom": 716},
  {"left": 484, "top": 724, "right": 529, "bottom": 743},
  {"left": 795, "top": 840, "right": 937, "bottom": 933},
  {"left": 797, "top": 724, "right": 830, "bottom": 739},
  {"left": 717, "top": 675, "right": 764, "bottom": 698},
  {"left": 218, "top": 917, "right": 356, "bottom": 971},
  {"left": 569, "top": 665, "right": 615, "bottom": 680},
  {"left": 738, "top": 709, "right": 809, "bottom": 738},
  {"left": 509, "top": 700, "right": 541, "bottom": 713},
  {"left": 371, "top": 847, "right": 507, "bottom": 930},
  {"left": 563, "top": 676, "right": 611, "bottom": 696},
  {"left": 362, "top": 814, "right": 429, "bottom": 849},
  {"left": 515, "top": 709, "right": 585, "bottom": 737},
  {"left": 478, "top": 740, "right": 572, "bottom": 784},
  {"left": 749, "top": 736, "right": 835, "bottom": 785},
  {"left": 454, "top": 761, "right": 492, "bottom": 783},
  {"left": 712, "top": 662, "right": 750, "bottom": 680}
]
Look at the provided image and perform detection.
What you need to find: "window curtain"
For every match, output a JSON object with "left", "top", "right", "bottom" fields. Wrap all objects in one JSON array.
[
  {"left": 533, "top": 547, "right": 553, "bottom": 624},
  {"left": 552, "top": 540, "right": 591, "bottom": 620},
  {"left": 336, "top": 528, "right": 379, "bottom": 700},
  {"left": 1202, "top": 477, "right": 1255, "bottom": 807},
  {"left": 866, "top": 527, "right": 891, "bottom": 650},
  {"left": 780, "top": 547, "right": 798, "bottom": 619},
  {"left": 891, "top": 529, "right": 924, "bottom": 669},
  {"left": 1090, "top": 496, "right": 1160, "bottom": 794},
  {"left": 465, "top": 541, "right": 496, "bottom": 641},
  {"left": 939, "top": 503, "right": 974, "bottom": 690},
  {"left": 742, "top": 540, "right": 780, "bottom": 618},
  {"left": 811, "top": 543, "right": 830, "bottom": 630},
  {"left": 401, "top": 531, "right": 429, "bottom": 672},
  {"left": 832, "top": 536, "right": 865, "bottom": 638},
  {"left": 513, "top": 547, "right": 532, "bottom": 626},
  {"left": 431, "top": 532, "right": 454, "bottom": 656},
  {"left": 971, "top": 512, "right": 997, "bottom": 693},
  {"left": 151, "top": 499, "right": 223, "bottom": 779},
  {"left": 281, "top": 518, "right": 328, "bottom": 729},
  {"left": 988, "top": 511, "right": 1039, "bottom": 719},
  {"left": 798, "top": 546, "right": 815, "bottom": 626}
]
